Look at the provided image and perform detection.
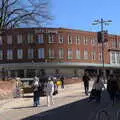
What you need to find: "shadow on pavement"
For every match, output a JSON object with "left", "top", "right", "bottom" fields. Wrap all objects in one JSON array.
[
  {"left": 21, "top": 91, "right": 112, "bottom": 120},
  {"left": 12, "top": 105, "right": 47, "bottom": 109}
]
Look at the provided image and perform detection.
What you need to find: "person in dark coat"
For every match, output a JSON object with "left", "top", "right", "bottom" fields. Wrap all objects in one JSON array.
[
  {"left": 32, "top": 76, "right": 40, "bottom": 107},
  {"left": 60, "top": 75, "right": 64, "bottom": 89},
  {"left": 82, "top": 72, "right": 90, "bottom": 95},
  {"left": 107, "top": 75, "right": 118, "bottom": 104},
  {"left": 39, "top": 69, "right": 48, "bottom": 96}
]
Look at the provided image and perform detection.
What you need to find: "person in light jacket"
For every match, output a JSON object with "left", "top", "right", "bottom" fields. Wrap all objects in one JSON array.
[
  {"left": 46, "top": 77, "right": 54, "bottom": 106},
  {"left": 92, "top": 75, "right": 105, "bottom": 103}
]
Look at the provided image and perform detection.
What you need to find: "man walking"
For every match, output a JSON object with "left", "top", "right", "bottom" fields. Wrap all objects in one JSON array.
[{"left": 82, "top": 72, "right": 90, "bottom": 95}]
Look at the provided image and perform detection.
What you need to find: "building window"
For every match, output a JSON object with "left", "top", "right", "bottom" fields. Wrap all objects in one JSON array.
[
  {"left": 84, "top": 36, "right": 88, "bottom": 45},
  {"left": 37, "top": 34, "right": 44, "bottom": 44},
  {"left": 48, "top": 34, "right": 54, "bottom": 43},
  {"left": 99, "top": 52, "right": 102, "bottom": 61},
  {"left": 59, "top": 48, "right": 64, "bottom": 59},
  {"left": 38, "top": 48, "right": 45, "bottom": 59},
  {"left": 110, "top": 51, "right": 120, "bottom": 64},
  {"left": 118, "top": 40, "right": 120, "bottom": 48},
  {"left": 91, "top": 51, "right": 96, "bottom": 60},
  {"left": 68, "top": 48, "right": 72, "bottom": 59},
  {"left": 17, "top": 34, "right": 23, "bottom": 44},
  {"left": 7, "top": 49, "right": 13, "bottom": 60},
  {"left": 17, "top": 49, "right": 23, "bottom": 59},
  {"left": 48, "top": 48, "right": 54, "bottom": 58},
  {"left": 27, "top": 33, "right": 33, "bottom": 44},
  {"left": 59, "top": 35, "right": 64, "bottom": 43},
  {"left": 7, "top": 35, "right": 12, "bottom": 44},
  {"left": 0, "top": 50, "right": 3, "bottom": 60},
  {"left": 68, "top": 35, "right": 72, "bottom": 44},
  {"left": 112, "top": 40, "right": 116, "bottom": 48},
  {"left": 76, "top": 48, "right": 80, "bottom": 59},
  {"left": 28, "top": 48, "right": 34, "bottom": 59},
  {"left": 0, "top": 36, "right": 2, "bottom": 45},
  {"left": 91, "top": 37, "right": 96, "bottom": 45},
  {"left": 84, "top": 49, "right": 88, "bottom": 59},
  {"left": 76, "top": 36, "right": 80, "bottom": 44},
  {"left": 116, "top": 52, "right": 120, "bottom": 64}
]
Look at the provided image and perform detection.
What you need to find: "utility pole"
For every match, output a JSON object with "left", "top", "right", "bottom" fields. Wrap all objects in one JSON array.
[{"left": 92, "top": 18, "right": 112, "bottom": 83}]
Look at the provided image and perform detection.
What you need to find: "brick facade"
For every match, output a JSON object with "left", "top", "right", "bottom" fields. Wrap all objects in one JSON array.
[{"left": 0, "top": 28, "right": 120, "bottom": 78}]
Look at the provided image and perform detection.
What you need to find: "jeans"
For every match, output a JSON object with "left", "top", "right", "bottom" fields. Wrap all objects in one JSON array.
[{"left": 33, "top": 91, "right": 40, "bottom": 107}]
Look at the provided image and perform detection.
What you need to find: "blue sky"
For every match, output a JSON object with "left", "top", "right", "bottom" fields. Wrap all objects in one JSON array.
[{"left": 47, "top": 0, "right": 120, "bottom": 35}]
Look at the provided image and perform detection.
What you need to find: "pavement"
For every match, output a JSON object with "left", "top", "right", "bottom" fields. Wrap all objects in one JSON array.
[{"left": 0, "top": 81, "right": 120, "bottom": 120}]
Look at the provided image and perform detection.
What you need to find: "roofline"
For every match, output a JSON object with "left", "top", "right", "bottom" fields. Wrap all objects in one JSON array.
[{"left": 1, "top": 27, "right": 120, "bottom": 37}]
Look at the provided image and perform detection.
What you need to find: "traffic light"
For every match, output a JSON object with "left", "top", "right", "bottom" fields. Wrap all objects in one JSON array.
[
  {"left": 97, "top": 31, "right": 108, "bottom": 43},
  {"left": 97, "top": 32, "right": 102, "bottom": 43}
]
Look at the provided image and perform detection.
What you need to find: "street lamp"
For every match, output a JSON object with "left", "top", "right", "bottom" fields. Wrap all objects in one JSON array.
[{"left": 92, "top": 18, "right": 112, "bottom": 82}]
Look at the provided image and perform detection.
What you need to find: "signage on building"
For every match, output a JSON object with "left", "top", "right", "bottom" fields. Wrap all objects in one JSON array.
[{"left": 35, "top": 29, "right": 58, "bottom": 34}]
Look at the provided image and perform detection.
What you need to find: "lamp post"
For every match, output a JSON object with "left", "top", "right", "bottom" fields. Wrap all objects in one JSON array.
[{"left": 92, "top": 18, "right": 112, "bottom": 82}]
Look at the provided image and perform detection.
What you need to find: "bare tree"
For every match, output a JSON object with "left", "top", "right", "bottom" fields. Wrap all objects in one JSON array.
[{"left": 0, "top": 0, "right": 52, "bottom": 29}]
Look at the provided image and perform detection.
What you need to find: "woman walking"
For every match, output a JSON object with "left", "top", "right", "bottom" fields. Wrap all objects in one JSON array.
[
  {"left": 46, "top": 77, "right": 54, "bottom": 106},
  {"left": 89, "top": 75, "right": 105, "bottom": 103}
]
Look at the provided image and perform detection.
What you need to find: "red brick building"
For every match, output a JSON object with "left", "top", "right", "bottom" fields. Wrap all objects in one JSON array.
[{"left": 0, "top": 28, "right": 120, "bottom": 78}]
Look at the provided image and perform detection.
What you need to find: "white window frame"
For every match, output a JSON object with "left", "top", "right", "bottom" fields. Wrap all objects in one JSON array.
[
  {"left": 84, "top": 36, "right": 88, "bottom": 45},
  {"left": 17, "top": 34, "right": 23, "bottom": 44},
  {"left": 0, "top": 36, "right": 2, "bottom": 45},
  {"left": 91, "top": 51, "right": 96, "bottom": 60},
  {"left": 110, "top": 51, "right": 120, "bottom": 64},
  {"left": 112, "top": 40, "right": 116, "bottom": 48},
  {"left": 91, "top": 37, "right": 96, "bottom": 45},
  {"left": 99, "top": 52, "right": 102, "bottom": 62},
  {"left": 68, "top": 35, "right": 72, "bottom": 44},
  {"left": 17, "top": 49, "right": 23, "bottom": 59},
  {"left": 27, "top": 33, "right": 33, "bottom": 44},
  {"left": 59, "top": 48, "right": 64, "bottom": 59},
  {"left": 48, "top": 34, "right": 54, "bottom": 43},
  {"left": 76, "top": 49, "right": 80, "bottom": 59},
  {"left": 76, "top": 36, "right": 80, "bottom": 44},
  {"left": 68, "top": 48, "right": 72, "bottom": 59},
  {"left": 7, "top": 35, "right": 12, "bottom": 44},
  {"left": 7, "top": 49, "right": 13, "bottom": 60},
  {"left": 0, "top": 50, "right": 3, "bottom": 60},
  {"left": 28, "top": 48, "right": 34, "bottom": 59},
  {"left": 38, "top": 34, "right": 44, "bottom": 44},
  {"left": 59, "top": 35, "right": 64, "bottom": 43},
  {"left": 84, "top": 49, "right": 88, "bottom": 59},
  {"left": 48, "top": 48, "right": 54, "bottom": 58},
  {"left": 38, "top": 48, "right": 45, "bottom": 59}
]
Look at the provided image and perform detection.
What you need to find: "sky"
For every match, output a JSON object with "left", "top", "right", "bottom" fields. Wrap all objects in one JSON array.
[{"left": 47, "top": 0, "right": 120, "bottom": 35}]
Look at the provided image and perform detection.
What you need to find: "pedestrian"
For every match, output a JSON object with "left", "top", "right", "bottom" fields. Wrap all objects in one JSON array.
[
  {"left": 32, "top": 76, "right": 40, "bottom": 107},
  {"left": 53, "top": 77, "right": 58, "bottom": 95},
  {"left": 91, "top": 75, "right": 105, "bottom": 103},
  {"left": 107, "top": 75, "right": 118, "bottom": 104},
  {"left": 82, "top": 72, "right": 90, "bottom": 95},
  {"left": 46, "top": 76, "right": 54, "bottom": 106},
  {"left": 60, "top": 75, "right": 64, "bottom": 89},
  {"left": 39, "top": 69, "right": 48, "bottom": 96}
]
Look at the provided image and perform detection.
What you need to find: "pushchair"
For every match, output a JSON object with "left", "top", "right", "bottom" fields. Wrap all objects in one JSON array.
[{"left": 88, "top": 89, "right": 97, "bottom": 102}]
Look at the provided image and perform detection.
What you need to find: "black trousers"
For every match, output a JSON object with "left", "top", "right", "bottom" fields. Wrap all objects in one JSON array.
[{"left": 84, "top": 82, "right": 89, "bottom": 95}]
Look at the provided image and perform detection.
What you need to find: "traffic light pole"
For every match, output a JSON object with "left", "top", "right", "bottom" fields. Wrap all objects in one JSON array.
[
  {"left": 92, "top": 18, "right": 112, "bottom": 83},
  {"left": 101, "top": 19, "right": 105, "bottom": 83}
]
